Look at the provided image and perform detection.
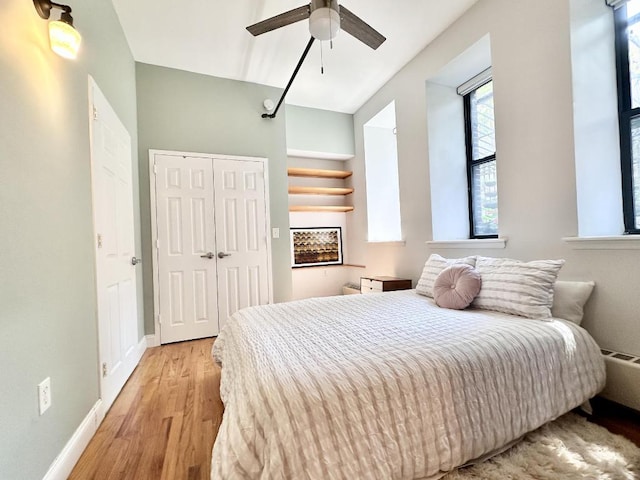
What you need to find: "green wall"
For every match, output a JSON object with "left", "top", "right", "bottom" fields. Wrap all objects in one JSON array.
[
  {"left": 135, "top": 63, "right": 292, "bottom": 335},
  {"left": 0, "top": 1, "right": 140, "bottom": 479},
  {"left": 285, "top": 104, "right": 355, "bottom": 156}
]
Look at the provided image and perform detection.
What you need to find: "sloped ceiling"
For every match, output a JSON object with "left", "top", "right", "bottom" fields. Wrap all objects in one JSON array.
[{"left": 112, "top": 0, "right": 478, "bottom": 113}]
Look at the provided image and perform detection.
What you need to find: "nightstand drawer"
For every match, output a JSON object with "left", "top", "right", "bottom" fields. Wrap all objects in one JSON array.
[
  {"left": 360, "top": 278, "right": 383, "bottom": 292},
  {"left": 360, "top": 276, "right": 411, "bottom": 293}
]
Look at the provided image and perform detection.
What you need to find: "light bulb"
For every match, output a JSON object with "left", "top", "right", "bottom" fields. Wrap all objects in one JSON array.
[
  {"left": 49, "top": 20, "right": 81, "bottom": 59},
  {"left": 309, "top": 7, "right": 340, "bottom": 41}
]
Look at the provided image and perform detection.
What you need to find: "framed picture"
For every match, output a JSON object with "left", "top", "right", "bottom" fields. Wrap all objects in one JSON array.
[{"left": 290, "top": 227, "right": 343, "bottom": 267}]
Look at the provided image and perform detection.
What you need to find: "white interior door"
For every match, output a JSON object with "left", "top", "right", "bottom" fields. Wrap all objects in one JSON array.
[
  {"left": 154, "top": 155, "right": 220, "bottom": 343},
  {"left": 152, "top": 153, "right": 271, "bottom": 343},
  {"left": 89, "top": 78, "right": 140, "bottom": 412},
  {"left": 214, "top": 158, "right": 270, "bottom": 330}
]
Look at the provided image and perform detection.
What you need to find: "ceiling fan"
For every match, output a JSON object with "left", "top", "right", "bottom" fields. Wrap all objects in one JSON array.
[
  {"left": 247, "top": 0, "right": 386, "bottom": 50},
  {"left": 247, "top": 0, "right": 386, "bottom": 119}
]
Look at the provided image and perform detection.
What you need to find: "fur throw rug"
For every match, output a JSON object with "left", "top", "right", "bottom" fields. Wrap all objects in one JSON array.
[{"left": 445, "top": 413, "right": 640, "bottom": 479}]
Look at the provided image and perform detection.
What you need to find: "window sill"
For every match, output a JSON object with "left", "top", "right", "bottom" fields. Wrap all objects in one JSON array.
[
  {"left": 426, "top": 238, "right": 507, "bottom": 249},
  {"left": 562, "top": 235, "right": 640, "bottom": 250}
]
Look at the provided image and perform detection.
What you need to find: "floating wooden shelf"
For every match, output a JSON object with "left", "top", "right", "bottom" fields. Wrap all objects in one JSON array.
[
  {"left": 287, "top": 167, "right": 353, "bottom": 179},
  {"left": 287, "top": 165, "right": 354, "bottom": 213},
  {"left": 289, "top": 205, "right": 354, "bottom": 213},
  {"left": 289, "top": 186, "right": 354, "bottom": 196}
]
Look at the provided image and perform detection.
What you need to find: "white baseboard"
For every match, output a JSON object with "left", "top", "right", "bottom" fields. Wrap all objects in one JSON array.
[
  {"left": 145, "top": 334, "right": 159, "bottom": 347},
  {"left": 44, "top": 335, "right": 150, "bottom": 479},
  {"left": 42, "top": 399, "right": 102, "bottom": 480},
  {"left": 137, "top": 335, "right": 148, "bottom": 356}
]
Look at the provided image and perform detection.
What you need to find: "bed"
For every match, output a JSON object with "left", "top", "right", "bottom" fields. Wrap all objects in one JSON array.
[{"left": 211, "top": 289, "right": 605, "bottom": 480}]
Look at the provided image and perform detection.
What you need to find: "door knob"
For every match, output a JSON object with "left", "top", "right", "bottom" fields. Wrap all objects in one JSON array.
[
  {"left": 218, "top": 252, "right": 232, "bottom": 259},
  {"left": 131, "top": 256, "right": 142, "bottom": 265},
  {"left": 200, "top": 252, "right": 215, "bottom": 259}
]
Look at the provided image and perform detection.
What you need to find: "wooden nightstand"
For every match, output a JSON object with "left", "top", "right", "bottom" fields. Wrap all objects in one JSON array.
[{"left": 360, "top": 276, "right": 412, "bottom": 294}]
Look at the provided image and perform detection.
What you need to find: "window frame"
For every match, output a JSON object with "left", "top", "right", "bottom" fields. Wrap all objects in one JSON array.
[
  {"left": 463, "top": 78, "right": 498, "bottom": 239},
  {"left": 614, "top": 4, "right": 640, "bottom": 234}
]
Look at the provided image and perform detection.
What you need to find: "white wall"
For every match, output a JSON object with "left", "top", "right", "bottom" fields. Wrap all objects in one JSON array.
[
  {"left": 363, "top": 125, "right": 402, "bottom": 242},
  {"left": 348, "top": 0, "right": 640, "bottom": 369},
  {"left": 426, "top": 82, "right": 469, "bottom": 240}
]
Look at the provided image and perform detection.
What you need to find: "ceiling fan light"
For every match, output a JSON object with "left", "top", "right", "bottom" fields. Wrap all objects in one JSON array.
[{"left": 309, "top": 7, "right": 340, "bottom": 41}]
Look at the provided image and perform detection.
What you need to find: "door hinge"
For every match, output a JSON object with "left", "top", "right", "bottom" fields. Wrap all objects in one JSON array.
[
  {"left": 153, "top": 164, "right": 157, "bottom": 175},
  {"left": 92, "top": 105, "right": 98, "bottom": 120},
  {"left": 157, "top": 314, "right": 161, "bottom": 325},
  {"left": 102, "top": 362, "right": 107, "bottom": 378},
  {"left": 156, "top": 239, "right": 160, "bottom": 249},
  {"left": 97, "top": 234, "right": 103, "bottom": 249}
]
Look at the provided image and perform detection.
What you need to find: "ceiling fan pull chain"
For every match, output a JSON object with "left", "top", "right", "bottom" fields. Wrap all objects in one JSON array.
[
  {"left": 320, "top": 41, "right": 324, "bottom": 75},
  {"left": 329, "top": 11, "right": 333, "bottom": 50}
]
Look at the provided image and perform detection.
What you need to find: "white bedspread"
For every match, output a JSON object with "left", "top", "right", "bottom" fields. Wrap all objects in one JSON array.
[{"left": 211, "top": 290, "right": 605, "bottom": 480}]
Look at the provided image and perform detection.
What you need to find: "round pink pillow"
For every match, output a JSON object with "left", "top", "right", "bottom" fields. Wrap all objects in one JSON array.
[{"left": 433, "top": 264, "right": 482, "bottom": 310}]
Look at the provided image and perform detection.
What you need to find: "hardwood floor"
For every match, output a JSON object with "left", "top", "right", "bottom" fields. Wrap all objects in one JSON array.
[
  {"left": 69, "top": 338, "right": 223, "bottom": 480},
  {"left": 588, "top": 396, "right": 640, "bottom": 447},
  {"left": 71, "top": 338, "right": 640, "bottom": 479}
]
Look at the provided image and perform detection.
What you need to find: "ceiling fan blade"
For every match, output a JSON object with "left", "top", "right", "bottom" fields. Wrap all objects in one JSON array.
[
  {"left": 247, "top": 5, "right": 311, "bottom": 36},
  {"left": 338, "top": 6, "right": 386, "bottom": 50}
]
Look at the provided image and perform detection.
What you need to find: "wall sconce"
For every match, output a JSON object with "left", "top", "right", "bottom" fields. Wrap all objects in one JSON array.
[{"left": 33, "top": 0, "right": 81, "bottom": 60}]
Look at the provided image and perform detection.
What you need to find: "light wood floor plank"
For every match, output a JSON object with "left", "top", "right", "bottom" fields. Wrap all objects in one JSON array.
[{"left": 70, "top": 338, "right": 220, "bottom": 480}]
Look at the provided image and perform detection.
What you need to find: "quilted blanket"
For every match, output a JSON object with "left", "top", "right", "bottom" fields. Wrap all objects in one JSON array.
[{"left": 211, "top": 290, "right": 605, "bottom": 480}]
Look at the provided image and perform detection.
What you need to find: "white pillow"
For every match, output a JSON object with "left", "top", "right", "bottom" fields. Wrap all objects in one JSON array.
[
  {"left": 416, "top": 254, "right": 476, "bottom": 298},
  {"left": 551, "top": 280, "right": 595, "bottom": 325},
  {"left": 473, "top": 256, "right": 565, "bottom": 319}
]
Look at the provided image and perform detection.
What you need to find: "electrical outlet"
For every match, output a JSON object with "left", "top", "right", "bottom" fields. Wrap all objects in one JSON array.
[
  {"left": 272, "top": 227, "right": 280, "bottom": 239},
  {"left": 38, "top": 377, "right": 51, "bottom": 415}
]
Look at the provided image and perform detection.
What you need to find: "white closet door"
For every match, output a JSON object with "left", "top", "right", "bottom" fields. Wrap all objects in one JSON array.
[
  {"left": 155, "top": 155, "right": 219, "bottom": 343},
  {"left": 214, "top": 158, "right": 270, "bottom": 330}
]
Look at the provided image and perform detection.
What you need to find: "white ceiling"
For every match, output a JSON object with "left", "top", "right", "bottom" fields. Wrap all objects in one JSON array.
[{"left": 111, "top": 1, "right": 478, "bottom": 114}]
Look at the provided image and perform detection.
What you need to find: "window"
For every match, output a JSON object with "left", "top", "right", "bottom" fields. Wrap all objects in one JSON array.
[
  {"left": 462, "top": 77, "right": 498, "bottom": 238},
  {"left": 426, "top": 34, "right": 492, "bottom": 241},
  {"left": 614, "top": 0, "right": 640, "bottom": 233},
  {"left": 363, "top": 101, "right": 402, "bottom": 242}
]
